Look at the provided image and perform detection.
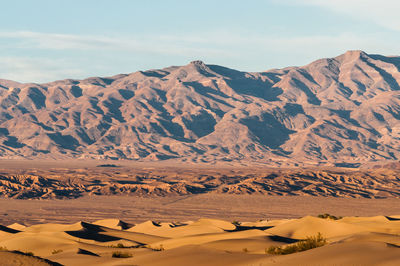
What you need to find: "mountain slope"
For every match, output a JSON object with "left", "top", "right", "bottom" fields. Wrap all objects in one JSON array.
[{"left": 1, "top": 51, "right": 400, "bottom": 166}]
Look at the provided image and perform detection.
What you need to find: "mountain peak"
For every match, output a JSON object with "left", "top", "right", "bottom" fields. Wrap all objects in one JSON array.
[
  {"left": 1, "top": 52, "right": 400, "bottom": 166},
  {"left": 331, "top": 50, "right": 369, "bottom": 66},
  {"left": 190, "top": 60, "right": 206, "bottom": 66},
  {"left": 344, "top": 50, "right": 367, "bottom": 56},
  {"left": 183, "top": 60, "right": 217, "bottom": 77},
  {"left": 341, "top": 50, "right": 368, "bottom": 60}
]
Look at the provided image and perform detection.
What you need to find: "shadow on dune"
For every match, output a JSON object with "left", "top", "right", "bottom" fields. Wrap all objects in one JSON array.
[
  {"left": 385, "top": 216, "right": 400, "bottom": 221},
  {"left": 77, "top": 248, "right": 100, "bottom": 257},
  {"left": 65, "top": 222, "right": 122, "bottom": 242},
  {"left": 169, "top": 222, "right": 188, "bottom": 228},
  {"left": 225, "top": 225, "right": 273, "bottom": 232},
  {"left": 8, "top": 250, "right": 63, "bottom": 266},
  {"left": 268, "top": 234, "right": 299, "bottom": 244},
  {"left": 0, "top": 225, "right": 20, "bottom": 234},
  {"left": 118, "top": 220, "right": 135, "bottom": 230}
]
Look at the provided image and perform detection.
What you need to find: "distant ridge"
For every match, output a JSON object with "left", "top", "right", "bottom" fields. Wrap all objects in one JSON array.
[{"left": 1, "top": 50, "right": 400, "bottom": 166}]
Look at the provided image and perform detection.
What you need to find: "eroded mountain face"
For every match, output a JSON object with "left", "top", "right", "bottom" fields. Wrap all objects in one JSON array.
[{"left": 1, "top": 51, "right": 400, "bottom": 166}]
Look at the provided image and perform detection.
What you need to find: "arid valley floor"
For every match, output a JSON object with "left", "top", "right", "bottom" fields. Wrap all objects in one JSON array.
[{"left": 1, "top": 161, "right": 400, "bottom": 265}]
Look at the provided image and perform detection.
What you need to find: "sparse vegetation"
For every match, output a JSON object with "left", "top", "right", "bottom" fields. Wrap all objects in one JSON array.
[
  {"left": 266, "top": 232, "right": 327, "bottom": 255},
  {"left": 232, "top": 220, "right": 241, "bottom": 226},
  {"left": 151, "top": 244, "right": 165, "bottom": 251},
  {"left": 109, "top": 243, "right": 126, "bottom": 248},
  {"left": 109, "top": 243, "right": 143, "bottom": 249},
  {"left": 242, "top": 247, "right": 249, "bottom": 252},
  {"left": 112, "top": 251, "right": 133, "bottom": 258},
  {"left": 0, "top": 246, "right": 36, "bottom": 257},
  {"left": 317, "top": 213, "right": 341, "bottom": 220},
  {"left": 116, "top": 243, "right": 125, "bottom": 248},
  {"left": 52, "top": 249, "right": 63, "bottom": 254}
]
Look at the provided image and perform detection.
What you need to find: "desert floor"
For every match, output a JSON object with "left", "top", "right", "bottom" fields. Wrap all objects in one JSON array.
[
  {"left": 1, "top": 194, "right": 400, "bottom": 226},
  {"left": 1, "top": 160, "right": 400, "bottom": 265}
]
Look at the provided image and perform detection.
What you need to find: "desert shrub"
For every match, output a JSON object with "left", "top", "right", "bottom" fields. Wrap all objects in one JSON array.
[
  {"left": 151, "top": 244, "right": 164, "bottom": 251},
  {"left": 109, "top": 243, "right": 126, "bottom": 248},
  {"left": 52, "top": 249, "right": 63, "bottom": 254},
  {"left": 266, "top": 232, "right": 327, "bottom": 255},
  {"left": 0, "top": 247, "right": 37, "bottom": 257},
  {"left": 0, "top": 247, "right": 35, "bottom": 256},
  {"left": 143, "top": 244, "right": 164, "bottom": 251},
  {"left": 112, "top": 251, "right": 132, "bottom": 258},
  {"left": 232, "top": 220, "right": 241, "bottom": 226},
  {"left": 317, "top": 213, "right": 341, "bottom": 220},
  {"left": 242, "top": 247, "right": 249, "bottom": 252}
]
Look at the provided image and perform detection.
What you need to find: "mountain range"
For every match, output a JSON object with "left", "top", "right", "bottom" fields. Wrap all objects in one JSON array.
[{"left": 1, "top": 50, "right": 400, "bottom": 166}]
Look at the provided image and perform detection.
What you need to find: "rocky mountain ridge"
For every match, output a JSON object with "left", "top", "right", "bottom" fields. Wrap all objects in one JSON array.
[{"left": 1, "top": 50, "right": 400, "bottom": 166}]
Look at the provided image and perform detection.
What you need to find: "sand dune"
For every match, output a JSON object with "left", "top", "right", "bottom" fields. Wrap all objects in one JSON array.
[
  {"left": 1, "top": 215, "right": 400, "bottom": 265},
  {"left": 264, "top": 215, "right": 368, "bottom": 238},
  {"left": 0, "top": 251, "right": 58, "bottom": 266},
  {"left": 254, "top": 241, "right": 400, "bottom": 266}
]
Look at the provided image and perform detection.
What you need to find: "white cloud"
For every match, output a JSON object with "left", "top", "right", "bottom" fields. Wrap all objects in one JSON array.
[
  {"left": 0, "top": 56, "right": 87, "bottom": 83},
  {"left": 0, "top": 31, "right": 228, "bottom": 57},
  {"left": 285, "top": 0, "right": 400, "bottom": 31},
  {"left": 0, "top": 30, "right": 394, "bottom": 60},
  {"left": 0, "top": 31, "right": 114, "bottom": 50},
  {"left": 0, "top": 30, "right": 398, "bottom": 82}
]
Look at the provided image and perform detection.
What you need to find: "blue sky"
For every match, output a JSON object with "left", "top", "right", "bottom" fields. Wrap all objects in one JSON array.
[{"left": 1, "top": 0, "right": 400, "bottom": 83}]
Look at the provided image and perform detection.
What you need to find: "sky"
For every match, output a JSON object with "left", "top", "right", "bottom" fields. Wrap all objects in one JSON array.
[{"left": 2, "top": 0, "right": 400, "bottom": 83}]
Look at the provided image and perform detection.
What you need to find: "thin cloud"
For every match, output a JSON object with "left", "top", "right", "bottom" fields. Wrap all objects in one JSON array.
[
  {"left": 0, "top": 31, "right": 228, "bottom": 56},
  {"left": 285, "top": 0, "right": 400, "bottom": 32},
  {"left": 0, "top": 30, "right": 398, "bottom": 82},
  {"left": 0, "top": 56, "right": 87, "bottom": 83},
  {"left": 0, "top": 30, "right": 393, "bottom": 57}
]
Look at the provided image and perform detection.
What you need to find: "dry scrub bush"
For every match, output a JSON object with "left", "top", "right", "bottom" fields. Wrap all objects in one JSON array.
[
  {"left": 317, "top": 213, "right": 341, "bottom": 220},
  {"left": 112, "top": 251, "right": 133, "bottom": 258},
  {"left": 266, "top": 232, "right": 327, "bottom": 255},
  {"left": 109, "top": 243, "right": 126, "bottom": 248},
  {"left": 152, "top": 244, "right": 165, "bottom": 251},
  {"left": 52, "top": 249, "right": 63, "bottom": 254}
]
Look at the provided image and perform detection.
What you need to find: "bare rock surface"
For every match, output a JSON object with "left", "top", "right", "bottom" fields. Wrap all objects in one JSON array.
[{"left": 2, "top": 51, "right": 400, "bottom": 166}]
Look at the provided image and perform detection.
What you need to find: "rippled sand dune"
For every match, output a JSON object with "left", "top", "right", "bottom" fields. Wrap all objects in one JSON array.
[{"left": 1, "top": 215, "right": 400, "bottom": 265}]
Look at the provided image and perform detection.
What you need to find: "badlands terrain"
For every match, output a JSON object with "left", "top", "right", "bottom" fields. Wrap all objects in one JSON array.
[
  {"left": 1, "top": 160, "right": 400, "bottom": 226},
  {"left": 1, "top": 51, "right": 400, "bottom": 165},
  {"left": 0, "top": 160, "right": 400, "bottom": 201}
]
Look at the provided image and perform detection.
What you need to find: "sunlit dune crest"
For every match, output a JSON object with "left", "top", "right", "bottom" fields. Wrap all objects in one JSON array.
[{"left": 1, "top": 215, "right": 400, "bottom": 265}]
